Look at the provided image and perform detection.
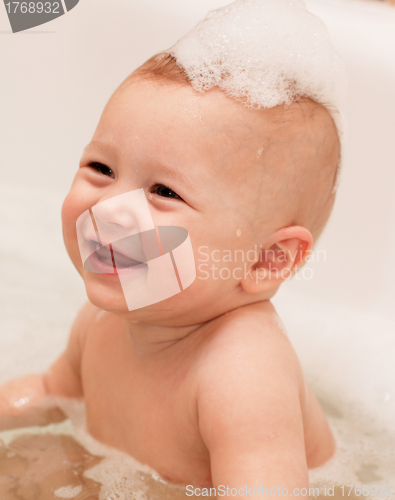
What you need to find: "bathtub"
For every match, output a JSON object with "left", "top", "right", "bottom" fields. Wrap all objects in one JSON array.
[{"left": 1, "top": 0, "right": 394, "bottom": 497}]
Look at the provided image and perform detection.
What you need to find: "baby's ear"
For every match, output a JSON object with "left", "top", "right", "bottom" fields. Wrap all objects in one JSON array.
[{"left": 240, "top": 226, "right": 313, "bottom": 295}]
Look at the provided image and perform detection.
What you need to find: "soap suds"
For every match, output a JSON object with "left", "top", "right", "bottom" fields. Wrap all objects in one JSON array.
[
  {"left": 54, "top": 484, "right": 83, "bottom": 498},
  {"left": 168, "top": 0, "right": 347, "bottom": 138},
  {"left": 58, "top": 396, "right": 392, "bottom": 497}
]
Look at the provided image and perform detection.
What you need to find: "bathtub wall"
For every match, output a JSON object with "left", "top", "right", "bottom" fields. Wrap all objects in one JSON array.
[{"left": 299, "top": 0, "right": 395, "bottom": 319}]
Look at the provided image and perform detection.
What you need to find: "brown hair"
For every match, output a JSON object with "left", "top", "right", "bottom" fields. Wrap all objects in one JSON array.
[{"left": 128, "top": 53, "right": 190, "bottom": 86}]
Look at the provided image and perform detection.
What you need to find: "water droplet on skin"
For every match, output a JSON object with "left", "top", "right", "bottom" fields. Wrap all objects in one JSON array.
[
  {"left": 148, "top": 193, "right": 153, "bottom": 201},
  {"left": 236, "top": 228, "right": 242, "bottom": 237},
  {"left": 13, "top": 397, "right": 29, "bottom": 408}
]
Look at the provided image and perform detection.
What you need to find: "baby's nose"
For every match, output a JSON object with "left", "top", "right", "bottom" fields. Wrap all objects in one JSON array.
[
  {"left": 90, "top": 189, "right": 155, "bottom": 244},
  {"left": 93, "top": 196, "right": 138, "bottom": 229}
]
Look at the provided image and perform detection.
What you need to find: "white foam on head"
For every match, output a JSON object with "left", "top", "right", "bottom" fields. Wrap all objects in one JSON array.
[{"left": 168, "top": 0, "right": 347, "bottom": 143}]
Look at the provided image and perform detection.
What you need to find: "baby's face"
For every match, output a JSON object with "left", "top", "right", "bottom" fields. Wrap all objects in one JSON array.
[{"left": 62, "top": 78, "right": 314, "bottom": 324}]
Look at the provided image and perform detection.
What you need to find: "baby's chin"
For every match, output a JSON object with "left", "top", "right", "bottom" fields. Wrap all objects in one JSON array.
[
  {"left": 83, "top": 274, "right": 127, "bottom": 311},
  {"left": 82, "top": 272, "right": 187, "bottom": 322}
]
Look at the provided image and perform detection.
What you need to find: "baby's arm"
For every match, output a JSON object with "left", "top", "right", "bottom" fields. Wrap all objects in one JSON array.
[
  {"left": 197, "top": 312, "right": 310, "bottom": 497},
  {"left": 0, "top": 300, "right": 94, "bottom": 431}
]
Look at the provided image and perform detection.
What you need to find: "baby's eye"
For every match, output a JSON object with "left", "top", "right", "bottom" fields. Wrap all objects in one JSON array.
[
  {"left": 153, "top": 184, "right": 183, "bottom": 200},
  {"left": 89, "top": 162, "right": 115, "bottom": 179}
]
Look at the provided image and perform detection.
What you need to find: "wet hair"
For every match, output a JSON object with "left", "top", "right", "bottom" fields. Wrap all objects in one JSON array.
[{"left": 129, "top": 53, "right": 190, "bottom": 86}]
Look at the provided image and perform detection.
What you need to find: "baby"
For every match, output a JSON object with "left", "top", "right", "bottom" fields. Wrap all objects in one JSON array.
[{"left": 0, "top": 0, "right": 346, "bottom": 495}]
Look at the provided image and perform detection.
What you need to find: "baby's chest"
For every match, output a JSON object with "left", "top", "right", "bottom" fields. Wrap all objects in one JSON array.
[{"left": 79, "top": 329, "right": 211, "bottom": 485}]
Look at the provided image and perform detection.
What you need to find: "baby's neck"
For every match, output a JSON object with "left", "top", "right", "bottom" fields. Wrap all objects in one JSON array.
[
  {"left": 122, "top": 318, "right": 207, "bottom": 357},
  {"left": 117, "top": 298, "right": 274, "bottom": 358}
]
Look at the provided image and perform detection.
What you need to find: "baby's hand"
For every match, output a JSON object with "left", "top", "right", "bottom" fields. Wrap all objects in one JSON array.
[
  {"left": 0, "top": 374, "right": 66, "bottom": 432},
  {"left": 0, "top": 301, "right": 95, "bottom": 432}
]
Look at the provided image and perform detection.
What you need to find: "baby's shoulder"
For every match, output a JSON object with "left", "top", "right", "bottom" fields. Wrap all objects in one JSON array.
[
  {"left": 196, "top": 300, "right": 303, "bottom": 386},
  {"left": 207, "top": 300, "right": 290, "bottom": 349},
  {"left": 194, "top": 301, "right": 305, "bottom": 427}
]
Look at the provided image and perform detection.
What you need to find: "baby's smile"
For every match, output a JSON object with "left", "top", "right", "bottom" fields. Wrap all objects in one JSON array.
[
  {"left": 88, "top": 241, "right": 147, "bottom": 274},
  {"left": 76, "top": 186, "right": 196, "bottom": 309},
  {"left": 94, "top": 243, "right": 142, "bottom": 268}
]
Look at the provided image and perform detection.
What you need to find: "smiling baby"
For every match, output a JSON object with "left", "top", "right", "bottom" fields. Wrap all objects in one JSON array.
[{"left": 0, "top": 0, "right": 346, "bottom": 495}]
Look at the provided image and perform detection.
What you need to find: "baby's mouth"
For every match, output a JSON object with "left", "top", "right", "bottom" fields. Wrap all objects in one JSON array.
[{"left": 94, "top": 242, "right": 145, "bottom": 269}]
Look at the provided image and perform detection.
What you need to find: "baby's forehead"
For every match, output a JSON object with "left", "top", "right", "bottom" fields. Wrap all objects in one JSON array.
[
  {"left": 115, "top": 78, "right": 264, "bottom": 135},
  {"left": 115, "top": 77, "right": 327, "bottom": 140},
  {"left": 171, "top": 84, "right": 331, "bottom": 148},
  {"left": 111, "top": 78, "right": 335, "bottom": 179}
]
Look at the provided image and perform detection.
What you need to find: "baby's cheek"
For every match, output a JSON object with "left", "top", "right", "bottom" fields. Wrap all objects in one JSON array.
[
  {"left": 61, "top": 192, "right": 86, "bottom": 267},
  {"left": 61, "top": 191, "right": 78, "bottom": 227},
  {"left": 61, "top": 186, "right": 89, "bottom": 220},
  {"left": 61, "top": 189, "right": 91, "bottom": 237}
]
